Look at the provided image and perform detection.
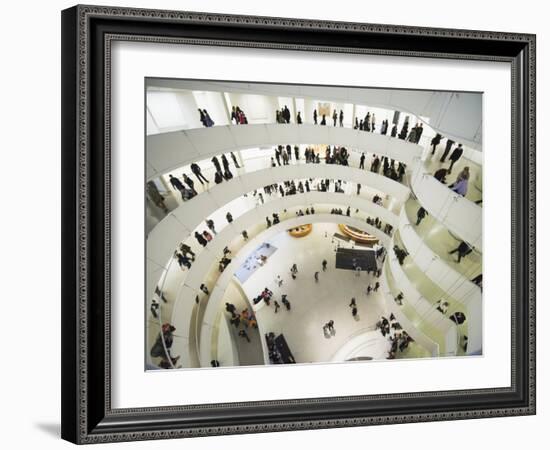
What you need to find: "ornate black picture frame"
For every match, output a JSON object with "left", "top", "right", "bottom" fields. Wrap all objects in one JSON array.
[{"left": 61, "top": 4, "right": 536, "bottom": 444}]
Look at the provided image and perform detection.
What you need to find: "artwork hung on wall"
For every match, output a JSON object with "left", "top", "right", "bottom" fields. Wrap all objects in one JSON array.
[
  {"left": 144, "top": 79, "right": 483, "bottom": 371},
  {"left": 61, "top": 5, "right": 535, "bottom": 444}
]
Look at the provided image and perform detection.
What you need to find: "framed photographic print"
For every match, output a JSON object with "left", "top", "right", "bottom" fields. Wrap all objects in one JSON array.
[{"left": 61, "top": 4, "right": 536, "bottom": 444}]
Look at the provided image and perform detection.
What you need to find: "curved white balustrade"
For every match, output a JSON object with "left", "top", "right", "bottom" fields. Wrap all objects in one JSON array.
[
  {"left": 410, "top": 161, "right": 482, "bottom": 248},
  {"left": 148, "top": 79, "right": 482, "bottom": 149},
  {"left": 182, "top": 193, "right": 392, "bottom": 292},
  {"left": 166, "top": 200, "right": 390, "bottom": 366},
  {"left": 148, "top": 191, "right": 395, "bottom": 306},
  {"left": 197, "top": 214, "right": 392, "bottom": 366},
  {"left": 398, "top": 208, "right": 481, "bottom": 306},
  {"left": 147, "top": 165, "right": 407, "bottom": 298},
  {"left": 379, "top": 272, "right": 440, "bottom": 357},
  {"left": 386, "top": 248, "right": 458, "bottom": 356},
  {"left": 147, "top": 129, "right": 485, "bottom": 365},
  {"left": 146, "top": 123, "right": 423, "bottom": 180},
  {"left": 397, "top": 206, "right": 482, "bottom": 354}
]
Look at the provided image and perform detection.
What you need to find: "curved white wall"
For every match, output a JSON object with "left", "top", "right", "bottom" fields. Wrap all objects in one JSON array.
[
  {"left": 146, "top": 123, "right": 423, "bottom": 180},
  {"left": 410, "top": 162, "right": 482, "bottom": 248},
  {"left": 181, "top": 194, "right": 393, "bottom": 293},
  {"left": 148, "top": 80, "right": 482, "bottom": 149},
  {"left": 198, "top": 214, "right": 392, "bottom": 366},
  {"left": 378, "top": 273, "right": 440, "bottom": 357},
  {"left": 386, "top": 248, "right": 458, "bottom": 356},
  {"left": 398, "top": 208, "right": 481, "bottom": 306},
  {"left": 147, "top": 164, "right": 408, "bottom": 298}
]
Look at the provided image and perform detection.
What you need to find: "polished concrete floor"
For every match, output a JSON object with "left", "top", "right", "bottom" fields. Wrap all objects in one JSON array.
[{"left": 239, "top": 223, "right": 389, "bottom": 364}]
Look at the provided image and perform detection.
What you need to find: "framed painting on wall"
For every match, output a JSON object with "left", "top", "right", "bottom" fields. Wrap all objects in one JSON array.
[{"left": 61, "top": 5, "right": 535, "bottom": 444}]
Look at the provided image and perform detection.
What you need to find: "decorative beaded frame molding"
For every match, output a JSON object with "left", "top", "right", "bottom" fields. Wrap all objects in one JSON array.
[{"left": 61, "top": 4, "right": 536, "bottom": 444}]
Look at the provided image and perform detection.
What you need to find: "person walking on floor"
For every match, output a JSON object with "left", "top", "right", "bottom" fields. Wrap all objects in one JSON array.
[
  {"left": 178, "top": 243, "right": 196, "bottom": 260},
  {"left": 275, "top": 275, "right": 283, "bottom": 287},
  {"left": 434, "top": 167, "right": 448, "bottom": 184},
  {"left": 448, "top": 143, "right": 464, "bottom": 173},
  {"left": 349, "top": 297, "right": 356, "bottom": 308},
  {"left": 206, "top": 219, "right": 217, "bottom": 235},
  {"left": 168, "top": 174, "right": 187, "bottom": 198},
  {"left": 175, "top": 252, "right": 192, "bottom": 270},
  {"left": 242, "top": 230, "right": 249, "bottom": 240},
  {"left": 449, "top": 166, "right": 470, "bottom": 197},
  {"left": 225, "top": 302, "right": 237, "bottom": 315},
  {"left": 431, "top": 133, "right": 442, "bottom": 155},
  {"left": 416, "top": 207, "right": 428, "bottom": 225},
  {"left": 314, "top": 271, "right": 320, "bottom": 282},
  {"left": 190, "top": 162, "right": 209, "bottom": 185},
  {"left": 448, "top": 241, "right": 473, "bottom": 263},
  {"left": 238, "top": 329, "right": 250, "bottom": 343},
  {"left": 374, "top": 281, "right": 380, "bottom": 292},
  {"left": 281, "top": 295, "right": 291, "bottom": 310},
  {"left": 359, "top": 152, "right": 365, "bottom": 169},
  {"left": 230, "top": 151, "right": 241, "bottom": 168},
  {"left": 322, "top": 259, "right": 327, "bottom": 271},
  {"left": 274, "top": 301, "right": 280, "bottom": 313},
  {"left": 440, "top": 139, "right": 455, "bottom": 163},
  {"left": 194, "top": 231, "right": 207, "bottom": 247},
  {"left": 182, "top": 173, "right": 198, "bottom": 195}
]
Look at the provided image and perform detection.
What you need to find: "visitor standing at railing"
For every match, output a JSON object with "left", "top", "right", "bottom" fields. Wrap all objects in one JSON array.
[
  {"left": 431, "top": 133, "right": 442, "bottom": 154},
  {"left": 190, "top": 162, "right": 209, "bottom": 185},
  {"left": 448, "top": 143, "right": 464, "bottom": 173},
  {"left": 449, "top": 166, "right": 470, "bottom": 197},
  {"left": 182, "top": 173, "right": 197, "bottom": 195},
  {"left": 282, "top": 105, "right": 291, "bottom": 123},
  {"left": 448, "top": 241, "right": 473, "bottom": 263}
]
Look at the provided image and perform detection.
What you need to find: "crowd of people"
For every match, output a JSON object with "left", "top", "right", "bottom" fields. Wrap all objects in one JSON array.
[
  {"left": 149, "top": 102, "right": 482, "bottom": 368},
  {"left": 155, "top": 140, "right": 413, "bottom": 217},
  {"left": 225, "top": 302, "right": 258, "bottom": 330},
  {"left": 230, "top": 105, "right": 248, "bottom": 125},
  {"left": 375, "top": 314, "right": 414, "bottom": 359},
  {"left": 149, "top": 322, "right": 180, "bottom": 369}
]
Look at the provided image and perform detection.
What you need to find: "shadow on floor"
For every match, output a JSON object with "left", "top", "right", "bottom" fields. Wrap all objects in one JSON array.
[{"left": 35, "top": 422, "right": 60, "bottom": 438}]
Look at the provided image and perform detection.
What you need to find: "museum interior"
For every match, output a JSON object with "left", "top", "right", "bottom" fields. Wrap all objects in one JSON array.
[{"left": 145, "top": 80, "right": 483, "bottom": 370}]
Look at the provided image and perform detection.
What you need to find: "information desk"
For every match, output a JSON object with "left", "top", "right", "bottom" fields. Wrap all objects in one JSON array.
[
  {"left": 338, "top": 223, "right": 378, "bottom": 245},
  {"left": 288, "top": 224, "right": 312, "bottom": 238},
  {"left": 265, "top": 333, "right": 296, "bottom": 364}
]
